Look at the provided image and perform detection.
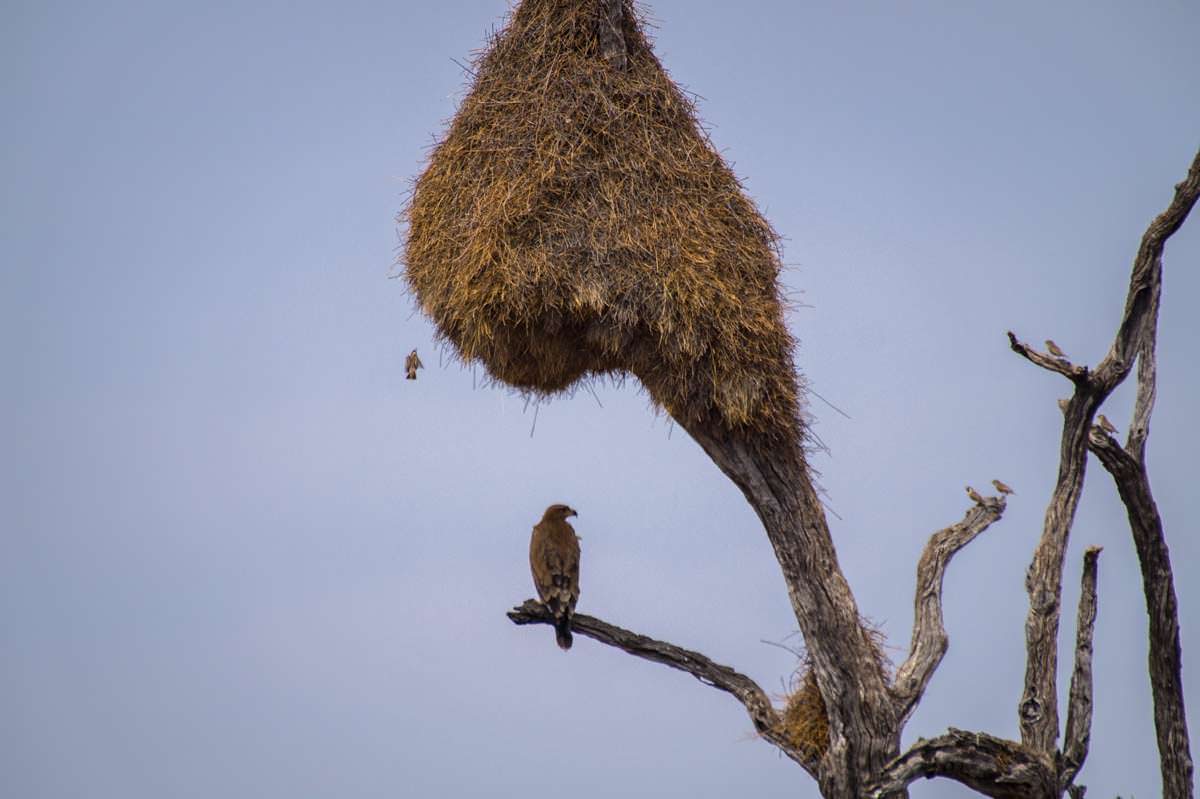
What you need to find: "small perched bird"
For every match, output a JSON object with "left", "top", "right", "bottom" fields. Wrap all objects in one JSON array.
[
  {"left": 404, "top": 349, "right": 424, "bottom": 380},
  {"left": 529, "top": 503, "right": 581, "bottom": 650},
  {"left": 1097, "top": 414, "right": 1118, "bottom": 435},
  {"left": 1045, "top": 340, "right": 1067, "bottom": 358},
  {"left": 992, "top": 479, "right": 1014, "bottom": 495},
  {"left": 966, "top": 486, "right": 985, "bottom": 504}
]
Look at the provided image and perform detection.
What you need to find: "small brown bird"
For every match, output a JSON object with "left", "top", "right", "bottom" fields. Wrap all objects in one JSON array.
[
  {"left": 1097, "top": 414, "right": 1118, "bottom": 435},
  {"left": 966, "top": 486, "right": 985, "bottom": 504},
  {"left": 1045, "top": 340, "right": 1067, "bottom": 358},
  {"left": 529, "top": 503, "right": 581, "bottom": 650},
  {"left": 404, "top": 349, "right": 424, "bottom": 380},
  {"left": 992, "top": 479, "right": 1014, "bottom": 495}
]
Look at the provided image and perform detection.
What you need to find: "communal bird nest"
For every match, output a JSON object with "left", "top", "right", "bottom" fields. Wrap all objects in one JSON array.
[{"left": 403, "top": 0, "right": 802, "bottom": 438}]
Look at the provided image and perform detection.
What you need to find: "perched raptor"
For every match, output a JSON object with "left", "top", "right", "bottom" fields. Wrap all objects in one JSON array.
[
  {"left": 405, "top": 349, "right": 424, "bottom": 380},
  {"left": 529, "top": 503, "right": 581, "bottom": 650}
]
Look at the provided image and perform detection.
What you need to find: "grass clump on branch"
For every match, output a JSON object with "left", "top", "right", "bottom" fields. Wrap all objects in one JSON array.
[
  {"left": 403, "top": 0, "right": 802, "bottom": 440},
  {"left": 776, "top": 625, "right": 891, "bottom": 761}
]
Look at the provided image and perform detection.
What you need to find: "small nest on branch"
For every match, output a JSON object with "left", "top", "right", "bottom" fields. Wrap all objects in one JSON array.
[
  {"left": 402, "top": 0, "right": 802, "bottom": 439},
  {"left": 776, "top": 625, "right": 891, "bottom": 761},
  {"left": 779, "top": 666, "right": 829, "bottom": 762}
]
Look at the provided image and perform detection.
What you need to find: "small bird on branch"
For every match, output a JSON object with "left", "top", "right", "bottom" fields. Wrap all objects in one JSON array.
[
  {"left": 529, "top": 503, "right": 581, "bottom": 650},
  {"left": 966, "top": 486, "right": 986, "bottom": 504},
  {"left": 1045, "top": 339, "right": 1067, "bottom": 358},
  {"left": 992, "top": 479, "right": 1014, "bottom": 495},
  {"left": 1097, "top": 414, "right": 1118, "bottom": 435},
  {"left": 405, "top": 349, "right": 424, "bottom": 380}
]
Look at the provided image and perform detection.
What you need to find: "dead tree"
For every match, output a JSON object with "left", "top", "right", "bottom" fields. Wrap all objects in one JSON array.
[
  {"left": 508, "top": 139, "right": 1199, "bottom": 799},
  {"left": 402, "top": 1, "right": 1198, "bottom": 795}
]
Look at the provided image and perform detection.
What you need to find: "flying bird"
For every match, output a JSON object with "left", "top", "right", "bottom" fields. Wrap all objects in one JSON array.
[
  {"left": 1097, "top": 414, "right": 1118, "bottom": 435},
  {"left": 966, "top": 486, "right": 985, "bottom": 504},
  {"left": 529, "top": 503, "right": 581, "bottom": 651},
  {"left": 405, "top": 349, "right": 424, "bottom": 380},
  {"left": 992, "top": 479, "right": 1014, "bottom": 495},
  {"left": 1045, "top": 340, "right": 1067, "bottom": 358}
]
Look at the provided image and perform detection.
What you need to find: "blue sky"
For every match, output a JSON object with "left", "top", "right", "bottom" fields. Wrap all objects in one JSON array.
[{"left": 4, "top": 2, "right": 1198, "bottom": 797}]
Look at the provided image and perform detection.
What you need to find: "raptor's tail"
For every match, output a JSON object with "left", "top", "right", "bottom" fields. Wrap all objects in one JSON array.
[{"left": 555, "top": 618, "right": 573, "bottom": 651}]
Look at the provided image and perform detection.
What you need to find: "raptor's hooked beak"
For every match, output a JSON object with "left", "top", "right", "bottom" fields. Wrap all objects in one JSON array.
[{"left": 568, "top": 508, "right": 579, "bottom": 518}]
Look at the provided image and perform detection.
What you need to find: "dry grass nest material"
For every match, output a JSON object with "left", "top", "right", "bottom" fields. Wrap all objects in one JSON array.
[
  {"left": 777, "top": 626, "right": 891, "bottom": 761},
  {"left": 403, "top": 0, "right": 802, "bottom": 438}
]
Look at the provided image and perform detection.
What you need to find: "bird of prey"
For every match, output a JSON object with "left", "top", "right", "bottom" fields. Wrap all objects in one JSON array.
[
  {"left": 1097, "top": 414, "right": 1118, "bottom": 435},
  {"left": 404, "top": 349, "right": 424, "bottom": 380},
  {"left": 966, "top": 486, "right": 985, "bottom": 504},
  {"left": 529, "top": 503, "right": 581, "bottom": 651},
  {"left": 992, "top": 479, "right": 1014, "bottom": 495},
  {"left": 1045, "top": 340, "right": 1067, "bottom": 358}
]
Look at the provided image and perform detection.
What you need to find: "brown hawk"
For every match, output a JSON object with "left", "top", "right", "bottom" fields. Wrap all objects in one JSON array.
[
  {"left": 404, "top": 349, "right": 424, "bottom": 380},
  {"left": 529, "top": 503, "right": 580, "bottom": 650}
]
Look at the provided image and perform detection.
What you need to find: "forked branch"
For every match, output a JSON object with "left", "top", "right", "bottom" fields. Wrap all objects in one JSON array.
[
  {"left": 893, "top": 496, "right": 1007, "bottom": 725},
  {"left": 506, "top": 599, "right": 817, "bottom": 775},
  {"left": 1009, "top": 144, "right": 1200, "bottom": 757},
  {"left": 868, "top": 728, "right": 1056, "bottom": 799}
]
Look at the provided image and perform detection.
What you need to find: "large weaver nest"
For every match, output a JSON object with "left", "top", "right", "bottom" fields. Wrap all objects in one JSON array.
[{"left": 403, "top": 0, "right": 802, "bottom": 439}]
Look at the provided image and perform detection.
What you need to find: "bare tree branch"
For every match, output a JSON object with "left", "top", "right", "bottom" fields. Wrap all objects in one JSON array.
[
  {"left": 867, "top": 729, "right": 1056, "bottom": 799},
  {"left": 893, "top": 497, "right": 1008, "bottom": 725},
  {"left": 1061, "top": 546, "right": 1101, "bottom": 791},
  {"left": 1014, "top": 389, "right": 1096, "bottom": 752},
  {"left": 506, "top": 599, "right": 817, "bottom": 776},
  {"left": 1010, "top": 145, "right": 1200, "bottom": 757},
  {"left": 1006, "top": 333, "right": 1089, "bottom": 382},
  {"left": 1092, "top": 146, "right": 1200, "bottom": 393},
  {"left": 1089, "top": 428, "right": 1194, "bottom": 799}
]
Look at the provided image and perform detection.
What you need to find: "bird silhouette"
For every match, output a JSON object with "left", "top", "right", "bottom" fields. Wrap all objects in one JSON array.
[{"left": 405, "top": 349, "right": 424, "bottom": 380}]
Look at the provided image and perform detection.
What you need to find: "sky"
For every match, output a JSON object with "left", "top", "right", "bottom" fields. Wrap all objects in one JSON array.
[{"left": 3, "top": 1, "right": 1198, "bottom": 797}]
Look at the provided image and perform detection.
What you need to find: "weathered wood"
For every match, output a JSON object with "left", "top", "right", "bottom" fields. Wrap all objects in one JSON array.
[
  {"left": 1005, "top": 370, "right": 1097, "bottom": 753},
  {"left": 1083, "top": 143, "right": 1199, "bottom": 799},
  {"left": 893, "top": 498, "right": 1007, "bottom": 727},
  {"left": 1089, "top": 429, "right": 1194, "bottom": 798},
  {"left": 676, "top": 417, "right": 900, "bottom": 798},
  {"left": 1008, "top": 143, "right": 1198, "bottom": 791},
  {"left": 506, "top": 599, "right": 816, "bottom": 775},
  {"left": 868, "top": 728, "right": 1057, "bottom": 799},
  {"left": 1060, "top": 547, "right": 1101, "bottom": 792}
]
